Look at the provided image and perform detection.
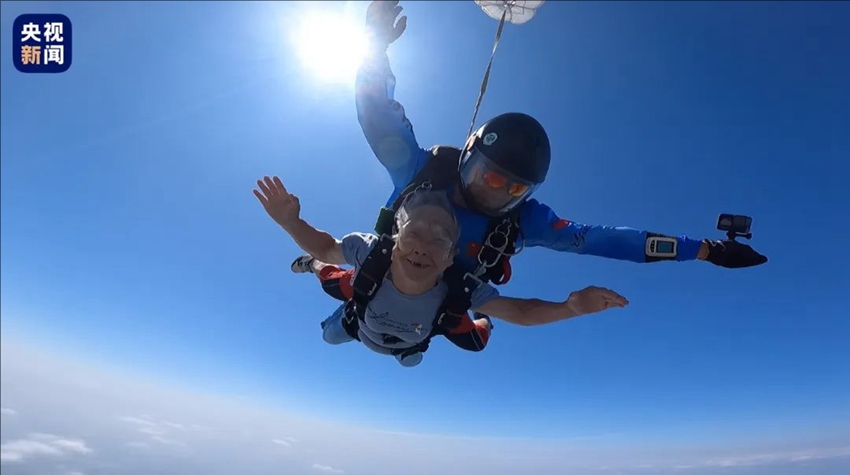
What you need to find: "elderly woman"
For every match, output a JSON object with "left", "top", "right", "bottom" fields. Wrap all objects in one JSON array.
[{"left": 254, "top": 176, "right": 628, "bottom": 368}]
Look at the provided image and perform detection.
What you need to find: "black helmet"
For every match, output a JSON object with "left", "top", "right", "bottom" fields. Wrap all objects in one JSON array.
[{"left": 458, "top": 112, "right": 551, "bottom": 216}]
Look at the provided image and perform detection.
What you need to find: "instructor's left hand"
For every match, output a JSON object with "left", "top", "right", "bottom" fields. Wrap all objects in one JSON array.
[{"left": 703, "top": 240, "right": 768, "bottom": 268}]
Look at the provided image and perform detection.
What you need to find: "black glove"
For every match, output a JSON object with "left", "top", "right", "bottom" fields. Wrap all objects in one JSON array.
[
  {"left": 365, "top": 0, "right": 407, "bottom": 51},
  {"left": 704, "top": 239, "right": 768, "bottom": 268}
]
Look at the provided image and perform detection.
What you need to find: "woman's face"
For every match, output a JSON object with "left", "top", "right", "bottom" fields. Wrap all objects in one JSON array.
[{"left": 392, "top": 205, "right": 458, "bottom": 282}]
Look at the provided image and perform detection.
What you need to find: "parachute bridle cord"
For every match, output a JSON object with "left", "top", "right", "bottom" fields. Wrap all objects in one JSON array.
[
  {"left": 466, "top": 0, "right": 546, "bottom": 141},
  {"left": 466, "top": 4, "right": 509, "bottom": 143}
]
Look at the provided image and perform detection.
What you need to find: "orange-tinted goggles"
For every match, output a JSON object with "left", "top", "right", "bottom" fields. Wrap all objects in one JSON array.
[{"left": 483, "top": 171, "right": 530, "bottom": 197}]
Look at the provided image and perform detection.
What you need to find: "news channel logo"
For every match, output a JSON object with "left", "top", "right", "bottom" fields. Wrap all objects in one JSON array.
[{"left": 13, "top": 13, "right": 73, "bottom": 73}]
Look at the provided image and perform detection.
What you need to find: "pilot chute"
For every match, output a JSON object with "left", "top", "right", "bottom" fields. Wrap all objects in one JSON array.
[{"left": 466, "top": 1, "right": 547, "bottom": 140}]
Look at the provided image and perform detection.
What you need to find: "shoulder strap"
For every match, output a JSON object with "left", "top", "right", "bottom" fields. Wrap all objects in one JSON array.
[
  {"left": 349, "top": 234, "right": 395, "bottom": 320},
  {"left": 436, "top": 266, "right": 482, "bottom": 332},
  {"left": 427, "top": 266, "right": 482, "bottom": 339}
]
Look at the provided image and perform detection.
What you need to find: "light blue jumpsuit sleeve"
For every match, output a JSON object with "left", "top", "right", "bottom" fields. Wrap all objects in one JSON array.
[
  {"left": 518, "top": 199, "right": 704, "bottom": 263},
  {"left": 355, "top": 49, "right": 430, "bottom": 199}
]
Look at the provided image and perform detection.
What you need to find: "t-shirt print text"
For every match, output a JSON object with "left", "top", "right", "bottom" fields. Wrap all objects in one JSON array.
[{"left": 367, "top": 309, "right": 421, "bottom": 336}]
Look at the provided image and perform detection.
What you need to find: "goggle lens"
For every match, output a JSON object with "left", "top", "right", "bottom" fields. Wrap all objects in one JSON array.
[
  {"left": 483, "top": 171, "right": 530, "bottom": 197},
  {"left": 483, "top": 171, "right": 508, "bottom": 188},
  {"left": 508, "top": 183, "right": 529, "bottom": 197}
]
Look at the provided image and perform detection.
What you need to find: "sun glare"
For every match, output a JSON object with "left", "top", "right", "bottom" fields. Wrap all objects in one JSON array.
[{"left": 291, "top": 11, "right": 369, "bottom": 85}]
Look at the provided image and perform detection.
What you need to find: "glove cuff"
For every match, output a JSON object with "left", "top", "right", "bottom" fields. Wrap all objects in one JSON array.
[{"left": 704, "top": 239, "right": 723, "bottom": 262}]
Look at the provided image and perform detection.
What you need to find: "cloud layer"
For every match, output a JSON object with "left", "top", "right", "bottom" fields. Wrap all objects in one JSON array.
[
  {"left": 1, "top": 339, "right": 848, "bottom": 475},
  {"left": 1, "top": 433, "right": 92, "bottom": 462}
]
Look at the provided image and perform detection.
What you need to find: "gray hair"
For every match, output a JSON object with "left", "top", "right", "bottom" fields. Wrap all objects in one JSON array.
[{"left": 395, "top": 189, "right": 460, "bottom": 244}]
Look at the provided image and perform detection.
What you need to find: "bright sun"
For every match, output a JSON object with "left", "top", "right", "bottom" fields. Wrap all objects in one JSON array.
[{"left": 290, "top": 11, "right": 369, "bottom": 85}]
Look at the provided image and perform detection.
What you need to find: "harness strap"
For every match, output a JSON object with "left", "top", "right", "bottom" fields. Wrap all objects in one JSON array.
[
  {"left": 343, "top": 234, "right": 395, "bottom": 334},
  {"left": 351, "top": 234, "right": 395, "bottom": 302},
  {"left": 474, "top": 208, "right": 522, "bottom": 285}
]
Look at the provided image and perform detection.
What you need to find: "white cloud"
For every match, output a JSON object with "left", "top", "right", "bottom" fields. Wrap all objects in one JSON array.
[
  {"left": 137, "top": 425, "right": 167, "bottom": 436},
  {"left": 118, "top": 416, "right": 157, "bottom": 427},
  {"left": 51, "top": 439, "right": 94, "bottom": 454},
  {"left": 117, "top": 413, "right": 202, "bottom": 447},
  {"left": 0, "top": 439, "right": 62, "bottom": 459},
  {"left": 1, "top": 338, "right": 848, "bottom": 475},
  {"left": 1, "top": 407, "right": 17, "bottom": 416},
  {"left": 0, "top": 451, "right": 23, "bottom": 462},
  {"left": 0, "top": 433, "right": 92, "bottom": 463},
  {"left": 688, "top": 446, "right": 850, "bottom": 469},
  {"left": 272, "top": 438, "right": 295, "bottom": 447},
  {"left": 163, "top": 421, "right": 187, "bottom": 431},
  {"left": 28, "top": 432, "right": 62, "bottom": 442},
  {"left": 150, "top": 435, "right": 187, "bottom": 447},
  {"left": 312, "top": 463, "right": 344, "bottom": 473}
]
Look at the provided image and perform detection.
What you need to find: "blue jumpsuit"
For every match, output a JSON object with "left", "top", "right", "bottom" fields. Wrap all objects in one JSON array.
[{"left": 354, "top": 50, "right": 704, "bottom": 276}]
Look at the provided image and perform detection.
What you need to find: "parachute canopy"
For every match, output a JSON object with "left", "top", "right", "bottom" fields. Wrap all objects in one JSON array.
[{"left": 475, "top": 0, "right": 546, "bottom": 25}]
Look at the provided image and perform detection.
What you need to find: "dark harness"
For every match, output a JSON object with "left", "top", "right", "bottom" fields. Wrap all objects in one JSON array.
[
  {"left": 340, "top": 234, "right": 485, "bottom": 359},
  {"left": 346, "top": 146, "right": 523, "bottom": 357}
]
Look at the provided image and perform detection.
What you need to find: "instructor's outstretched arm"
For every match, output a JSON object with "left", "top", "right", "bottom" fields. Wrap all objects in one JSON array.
[
  {"left": 356, "top": 0, "right": 429, "bottom": 197},
  {"left": 518, "top": 199, "right": 767, "bottom": 268},
  {"left": 519, "top": 199, "right": 705, "bottom": 263}
]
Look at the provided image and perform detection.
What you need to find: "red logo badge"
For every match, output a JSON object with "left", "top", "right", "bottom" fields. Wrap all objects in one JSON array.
[{"left": 553, "top": 218, "right": 572, "bottom": 230}]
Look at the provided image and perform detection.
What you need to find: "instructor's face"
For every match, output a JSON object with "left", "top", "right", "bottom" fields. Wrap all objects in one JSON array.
[
  {"left": 466, "top": 167, "right": 516, "bottom": 212},
  {"left": 393, "top": 205, "right": 457, "bottom": 282}
]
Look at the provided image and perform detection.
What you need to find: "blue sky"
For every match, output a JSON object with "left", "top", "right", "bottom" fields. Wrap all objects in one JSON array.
[{"left": 2, "top": 1, "right": 849, "bottom": 473}]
